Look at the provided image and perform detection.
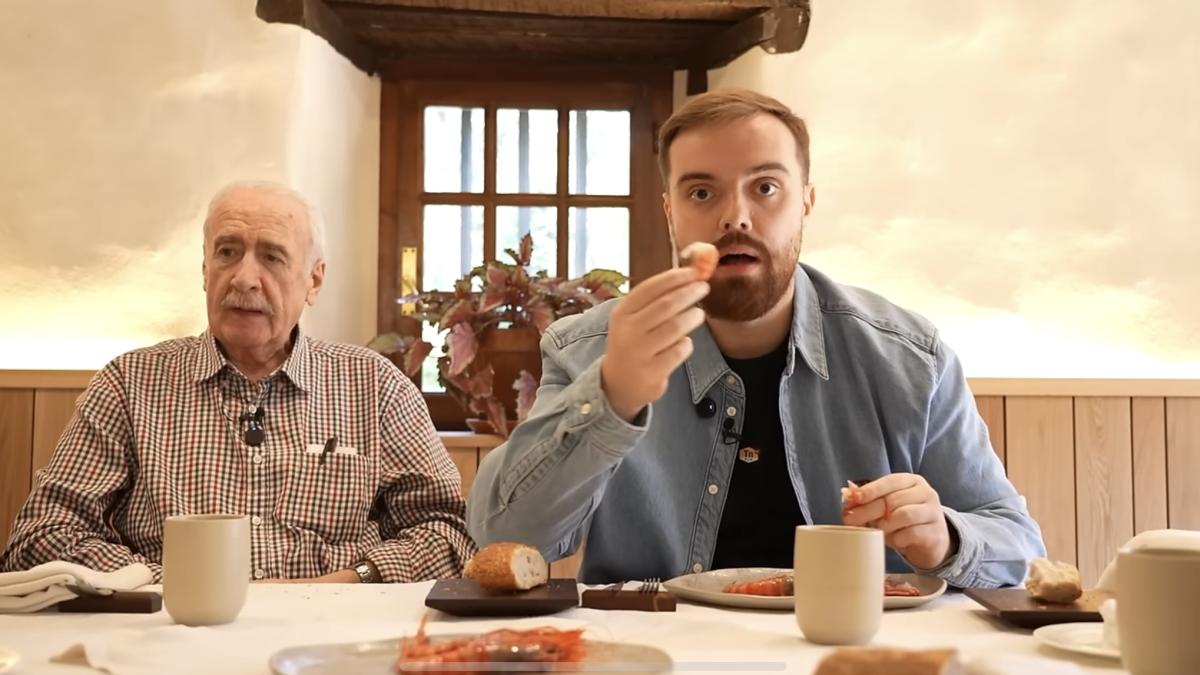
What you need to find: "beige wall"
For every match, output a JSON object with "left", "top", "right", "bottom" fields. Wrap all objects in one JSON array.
[
  {"left": 696, "top": 1, "right": 1200, "bottom": 378},
  {"left": 0, "top": 0, "right": 379, "bottom": 369}
]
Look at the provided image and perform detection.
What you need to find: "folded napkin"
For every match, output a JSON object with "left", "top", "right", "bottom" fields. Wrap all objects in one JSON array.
[
  {"left": 1095, "top": 528, "right": 1200, "bottom": 591},
  {"left": 0, "top": 561, "right": 153, "bottom": 613}
]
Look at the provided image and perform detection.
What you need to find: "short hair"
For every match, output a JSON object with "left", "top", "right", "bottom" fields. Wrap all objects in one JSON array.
[
  {"left": 657, "top": 88, "right": 811, "bottom": 186},
  {"left": 203, "top": 181, "right": 326, "bottom": 267}
]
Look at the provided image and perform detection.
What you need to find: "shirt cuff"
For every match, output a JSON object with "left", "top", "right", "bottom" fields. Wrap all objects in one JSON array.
[
  {"left": 560, "top": 359, "right": 650, "bottom": 458},
  {"left": 904, "top": 507, "right": 980, "bottom": 588}
]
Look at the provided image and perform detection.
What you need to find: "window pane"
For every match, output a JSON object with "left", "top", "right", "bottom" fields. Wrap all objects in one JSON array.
[
  {"left": 497, "top": 206, "right": 557, "bottom": 275},
  {"left": 424, "top": 106, "right": 484, "bottom": 193},
  {"left": 421, "top": 320, "right": 444, "bottom": 392},
  {"left": 569, "top": 110, "right": 630, "bottom": 195},
  {"left": 422, "top": 205, "right": 483, "bottom": 291},
  {"left": 569, "top": 207, "right": 629, "bottom": 290},
  {"left": 497, "top": 109, "right": 558, "bottom": 194}
]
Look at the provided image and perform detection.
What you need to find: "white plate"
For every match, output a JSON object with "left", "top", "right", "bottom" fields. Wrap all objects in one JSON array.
[
  {"left": 662, "top": 567, "right": 947, "bottom": 611},
  {"left": 0, "top": 647, "right": 18, "bottom": 674},
  {"left": 270, "top": 634, "right": 672, "bottom": 674},
  {"left": 1033, "top": 622, "right": 1120, "bottom": 660}
]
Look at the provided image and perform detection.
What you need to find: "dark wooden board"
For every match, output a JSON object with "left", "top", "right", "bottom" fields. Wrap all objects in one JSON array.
[
  {"left": 425, "top": 578, "right": 579, "bottom": 617},
  {"left": 965, "top": 588, "right": 1113, "bottom": 629}
]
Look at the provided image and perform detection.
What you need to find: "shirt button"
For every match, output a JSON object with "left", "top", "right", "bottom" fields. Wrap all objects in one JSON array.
[
  {"left": 253, "top": 568, "right": 265, "bottom": 580},
  {"left": 692, "top": 563, "right": 704, "bottom": 574},
  {"left": 251, "top": 515, "right": 263, "bottom": 526},
  {"left": 579, "top": 402, "right": 593, "bottom": 416},
  {"left": 726, "top": 406, "right": 737, "bottom": 417},
  {"left": 725, "top": 375, "right": 737, "bottom": 386},
  {"left": 707, "top": 484, "right": 719, "bottom": 495},
  {"left": 252, "top": 454, "right": 263, "bottom": 465}
]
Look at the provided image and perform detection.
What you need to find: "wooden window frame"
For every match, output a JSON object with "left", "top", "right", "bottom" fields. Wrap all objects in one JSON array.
[{"left": 378, "top": 63, "right": 674, "bottom": 429}]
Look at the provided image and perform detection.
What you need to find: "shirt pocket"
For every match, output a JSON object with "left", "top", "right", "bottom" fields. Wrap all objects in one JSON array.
[{"left": 280, "top": 450, "right": 376, "bottom": 544}]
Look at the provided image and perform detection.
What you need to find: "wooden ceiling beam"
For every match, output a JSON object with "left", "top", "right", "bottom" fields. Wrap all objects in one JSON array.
[
  {"left": 257, "top": 0, "right": 377, "bottom": 74},
  {"left": 328, "top": 0, "right": 796, "bottom": 22},
  {"left": 685, "top": 2, "right": 811, "bottom": 94}
]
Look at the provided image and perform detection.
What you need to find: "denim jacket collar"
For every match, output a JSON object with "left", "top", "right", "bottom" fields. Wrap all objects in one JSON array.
[{"left": 684, "top": 265, "right": 830, "bottom": 404}]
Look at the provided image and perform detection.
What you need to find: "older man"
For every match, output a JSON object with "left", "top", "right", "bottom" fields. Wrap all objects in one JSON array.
[{"left": 2, "top": 182, "right": 474, "bottom": 583}]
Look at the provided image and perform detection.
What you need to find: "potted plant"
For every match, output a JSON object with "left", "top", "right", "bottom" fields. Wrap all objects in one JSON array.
[{"left": 368, "top": 234, "right": 626, "bottom": 437}]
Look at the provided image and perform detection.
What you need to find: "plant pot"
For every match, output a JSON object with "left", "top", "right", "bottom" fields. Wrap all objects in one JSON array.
[{"left": 476, "top": 325, "right": 542, "bottom": 420}]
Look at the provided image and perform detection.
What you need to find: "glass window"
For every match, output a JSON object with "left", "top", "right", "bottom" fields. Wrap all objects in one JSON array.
[
  {"left": 422, "top": 205, "right": 483, "bottom": 291},
  {"left": 424, "top": 106, "right": 484, "bottom": 193},
  {"left": 497, "top": 206, "right": 557, "bottom": 275},
  {"left": 568, "top": 207, "right": 629, "bottom": 290},
  {"left": 497, "top": 108, "right": 558, "bottom": 194},
  {"left": 569, "top": 110, "right": 630, "bottom": 195}
]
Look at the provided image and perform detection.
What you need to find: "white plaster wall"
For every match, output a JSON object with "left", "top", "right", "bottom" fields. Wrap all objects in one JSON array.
[
  {"left": 698, "top": 1, "right": 1200, "bottom": 377},
  {"left": 0, "top": 0, "right": 379, "bottom": 368}
]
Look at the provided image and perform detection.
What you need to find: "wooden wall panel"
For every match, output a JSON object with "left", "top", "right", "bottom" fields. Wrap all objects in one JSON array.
[
  {"left": 974, "top": 395, "right": 1006, "bottom": 467},
  {"left": 550, "top": 549, "right": 584, "bottom": 580},
  {"left": 1166, "top": 398, "right": 1200, "bottom": 530},
  {"left": 1073, "top": 397, "right": 1133, "bottom": 587},
  {"left": 1131, "top": 398, "right": 1168, "bottom": 533},
  {"left": 1006, "top": 397, "right": 1077, "bottom": 565},
  {"left": 31, "top": 389, "right": 82, "bottom": 479},
  {"left": 0, "top": 390, "right": 35, "bottom": 548},
  {"left": 447, "top": 447, "right": 479, "bottom": 496}
]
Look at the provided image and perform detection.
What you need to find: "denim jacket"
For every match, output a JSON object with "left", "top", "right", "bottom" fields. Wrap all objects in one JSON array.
[{"left": 468, "top": 264, "right": 1045, "bottom": 586}]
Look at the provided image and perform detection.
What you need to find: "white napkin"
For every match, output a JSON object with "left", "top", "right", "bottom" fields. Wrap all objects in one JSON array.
[
  {"left": 1095, "top": 528, "right": 1200, "bottom": 591},
  {"left": 0, "top": 561, "right": 153, "bottom": 613},
  {"left": 966, "top": 654, "right": 1083, "bottom": 674}
]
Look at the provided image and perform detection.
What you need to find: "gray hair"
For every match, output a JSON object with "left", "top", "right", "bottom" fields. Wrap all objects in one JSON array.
[{"left": 203, "top": 181, "right": 326, "bottom": 267}]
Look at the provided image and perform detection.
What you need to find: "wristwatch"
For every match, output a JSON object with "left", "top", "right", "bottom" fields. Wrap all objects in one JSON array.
[{"left": 353, "top": 560, "right": 381, "bottom": 584}]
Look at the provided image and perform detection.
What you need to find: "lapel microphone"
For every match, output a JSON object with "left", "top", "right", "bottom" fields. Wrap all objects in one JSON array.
[{"left": 239, "top": 407, "right": 266, "bottom": 447}]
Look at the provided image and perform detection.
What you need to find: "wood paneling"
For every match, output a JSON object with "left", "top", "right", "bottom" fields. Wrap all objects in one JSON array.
[
  {"left": 0, "top": 390, "right": 34, "bottom": 548},
  {"left": 447, "top": 447, "right": 479, "bottom": 496},
  {"left": 550, "top": 550, "right": 584, "bottom": 580},
  {"left": 1132, "top": 398, "right": 1168, "bottom": 534},
  {"left": 1005, "top": 397, "right": 1077, "bottom": 565},
  {"left": 1073, "top": 397, "right": 1133, "bottom": 587},
  {"left": 32, "top": 389, "right": 82, "bottom": 478},
  {"left": 974, "top": 395, "right": 1006, "bottom": 467},
  {"left": 1166, "top": 398, "right": 1200, "bottom": 530}
]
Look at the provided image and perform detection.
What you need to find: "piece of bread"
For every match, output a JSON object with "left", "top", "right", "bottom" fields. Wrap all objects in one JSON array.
[
  {"left": 463, "top": 542, "right": 548, "bottom": 592},
  {"left": 815, "top": 648, "right": 961, "bottom": 675},
  {"left": 1025, "top": 557, "right": 1083, "bottom": 603},
  {"left": 680, "top": 241, "right": 718, "bottom": 281}
]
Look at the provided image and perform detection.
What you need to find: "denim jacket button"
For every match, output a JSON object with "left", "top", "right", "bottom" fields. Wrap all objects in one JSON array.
[
  {"left": 692, "top": 562, "right": 703, "bottom": 573},
  {"left": 579, "top": 402, "right": 593, "bottom": 416},
  {"left": 725, "top": 406, "right": 737, "bottom": 417},
  {"left": 725, "top": 375, "right": 737, "bottom": 386},
  {"left": 707, "top": 484, "right": 719, "bottom": 495}
]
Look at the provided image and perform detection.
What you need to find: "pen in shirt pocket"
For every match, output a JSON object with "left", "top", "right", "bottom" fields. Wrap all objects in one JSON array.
[{"left": 319, "top": 436, "right": 336, "bottom": 465}]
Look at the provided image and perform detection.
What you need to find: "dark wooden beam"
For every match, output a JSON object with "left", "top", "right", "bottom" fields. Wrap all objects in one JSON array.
[
  {"left": 685, "top": 2, "right": 811, "bottom": 94},
  {"left": 257, "top": 0, "right": 377, "bottom": 74},
  {"left": 328, "top": 0, "right": 797, "bottom": 22}
]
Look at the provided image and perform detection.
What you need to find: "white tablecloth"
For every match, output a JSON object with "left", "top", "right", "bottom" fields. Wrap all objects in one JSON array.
[{"left": 0, "top": 584, "right": 1125, "bottom": 674}]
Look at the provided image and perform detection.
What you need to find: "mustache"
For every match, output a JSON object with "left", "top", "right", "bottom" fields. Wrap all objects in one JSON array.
[
  {"left": 712, "top": 232, "right": 770, "bottom": 258},
  {"left": 221, "top": 290, "right": 274, "bottom": 315}
]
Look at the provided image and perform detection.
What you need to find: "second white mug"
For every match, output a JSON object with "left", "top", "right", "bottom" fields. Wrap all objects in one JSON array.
[
  {"left": 794, "top": 525, "right": 884, "bottom": 645},
  {"left": 162, "top": 514, "right": 250, "bottom": 626}
]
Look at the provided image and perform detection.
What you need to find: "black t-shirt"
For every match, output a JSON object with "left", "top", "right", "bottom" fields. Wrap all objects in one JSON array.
[{"left": 709, "top": 341, "right": 807, "bottom": 570}]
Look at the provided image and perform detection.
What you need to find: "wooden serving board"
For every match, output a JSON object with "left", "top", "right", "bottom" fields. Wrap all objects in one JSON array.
[
  {"left": 965, "top": 588, "right": 1113, "bottom": 629},
  {"left": 424, "top": 578, "right": 579, "bottom": 617}
]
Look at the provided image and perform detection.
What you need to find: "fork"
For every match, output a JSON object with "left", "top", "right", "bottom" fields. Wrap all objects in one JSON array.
[{"left": 639, "top": 577, "right": 661, "bottom": 594}]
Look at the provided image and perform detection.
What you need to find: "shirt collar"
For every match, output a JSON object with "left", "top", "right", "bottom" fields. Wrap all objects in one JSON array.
[
  {"left": 684, "top": 264, "right": 829, "bottom": 404},
  {"left": 192, "top": 325, "right": 311, "bottom": 393}
]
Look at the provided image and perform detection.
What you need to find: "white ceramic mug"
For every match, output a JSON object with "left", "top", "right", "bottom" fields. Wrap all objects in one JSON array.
[
  {"left": 162, "top": 514, "right": 250, "bottom": 626},
  {"left": 1117, "top": 548, "right": 1200, "bottom": 675},
  {"left": 794, "top": 525, "right": 884, "bottom": 645}
]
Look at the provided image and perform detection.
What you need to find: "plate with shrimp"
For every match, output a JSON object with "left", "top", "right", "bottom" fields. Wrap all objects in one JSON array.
[
  {"left": 270, "top": 619, "right": 672, "bottom": 674},
  {"left": 662, "top": 567, "right": 947, "bottom": 611}
]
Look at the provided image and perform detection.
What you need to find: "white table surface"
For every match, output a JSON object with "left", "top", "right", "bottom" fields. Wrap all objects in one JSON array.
[{"left": 0, "top": 584, "right": 1125, "bottom": 674}]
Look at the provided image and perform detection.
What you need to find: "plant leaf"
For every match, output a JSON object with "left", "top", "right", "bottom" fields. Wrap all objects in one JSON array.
[
  {"left": 526, "top": 300, "right": 556, "bottom": 334},
  {"left": 484, "top": 397, "right": 510, "bottom": 438},
  {"left": 513, "top": 370, "right": 538, "bottom": 423},
  {"left": 518, "top": 233, "right": 534, "bottom": 267},
  {"left": 504, "top": 247, "right": 521, "bottom": 266},
  {"left": 445, "top": 323, "right": 477, "bottom": 376},
  {"left": 478, "top": 285, "right": 506, "bottom": 314},
  {"left": 400, "top": 340, "right": 433, "bottom": 379},
  {"left": 366, "top": 332, "right": 406, "bottom": 355},
  {"left": 438, "top": 299, "right": 475, "bottom": 331}
]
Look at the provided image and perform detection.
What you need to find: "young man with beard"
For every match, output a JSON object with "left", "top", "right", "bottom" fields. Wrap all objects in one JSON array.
[{"left": 467, "top": 90, "right": 1045, "bottom": 588}]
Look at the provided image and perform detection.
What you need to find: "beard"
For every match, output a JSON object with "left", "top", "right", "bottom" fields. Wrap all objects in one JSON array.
[{"left": 699, "top": 230, "right": 802, "bottom": 322}]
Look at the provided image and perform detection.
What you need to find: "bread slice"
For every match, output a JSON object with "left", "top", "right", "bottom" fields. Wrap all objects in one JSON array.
[
  {"left": 1025, "top": 557, "right": 1083, "bottom": 603},
  {"left": 815, "top": 648, "right": 961, "bottom": 675},
  {"left": 463, "top": 542, "right": 548, "bottom": 592}
]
